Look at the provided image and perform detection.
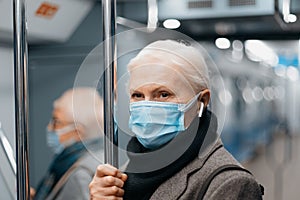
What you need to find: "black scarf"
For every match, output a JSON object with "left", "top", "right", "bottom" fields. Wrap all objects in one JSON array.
[{"left": 123, "top": 110, "right": 215, "bottom": 200}]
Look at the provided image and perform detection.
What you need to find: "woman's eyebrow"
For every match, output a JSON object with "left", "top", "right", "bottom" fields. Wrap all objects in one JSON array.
[
  {"left": 129, "top": 88, "right": 142, "bottom": 94},
  {"left": 130, "top": 86, "right": 174, "bottom": 94},
  {"left": 152, "top": 86, "right": 173, "bottom": 94}
]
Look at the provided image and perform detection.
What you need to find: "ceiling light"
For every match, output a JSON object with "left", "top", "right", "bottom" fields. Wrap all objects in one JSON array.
[
  {"left": 242, "top": 87, "right": 254, "bottom": 104},
  {"left": 245, "top": 40, "right": 278, "bottom": 66},
  {"left": 252, "top": 87, "right": 264, "bottom": 102},
  {"left": 274, "top": 86, "right": 285, "bottom": 99},
  {"left": 287, "top": 66, "right": 299, "bottom": 81},
  {"left": 274, "top": 65, "right": 286, "bottom": 77},
  {"left": 263, "top": 87, "right": 274, "bottom": 101},
  {"left": 214, "top": 22, "right": 236, "bottom": 35},
  {"left": 215, "top": 38, "right": 230, "bottom": 49},
  {"left": 163, "top": 19, "right": 180, "bottom": 29},
  {"left": 232, "top": 40, "right": 243, "bottom": 51},
  {"left": 288, "top": 14, "right": 297, "bottom": 23}
]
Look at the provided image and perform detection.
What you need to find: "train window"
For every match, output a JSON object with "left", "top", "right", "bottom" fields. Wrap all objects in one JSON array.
[{"left": 1, "top": 0, "right": 299, "bottom": 199}]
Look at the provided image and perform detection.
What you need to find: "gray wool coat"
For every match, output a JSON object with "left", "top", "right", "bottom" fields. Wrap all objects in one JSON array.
[
  {"left": 45, "top": 149, "right": 103, "bottom": 200},
  {"left": 149, "top": 140, "right": 263, "bottom": 200}
]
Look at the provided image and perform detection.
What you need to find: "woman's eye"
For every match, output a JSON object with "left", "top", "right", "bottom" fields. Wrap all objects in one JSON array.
[
  {"left": 131, "top": 93, "right": 144, "bottom": 99},
  {"left": 160, "top": 92, "right": 170, "bottom": 98}
]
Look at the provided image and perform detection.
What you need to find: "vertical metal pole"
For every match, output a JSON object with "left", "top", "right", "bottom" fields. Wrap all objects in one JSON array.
[
  {"left": 13, "top": 0, "right": 30, "bottom": 199},
  {"left": 102, "top": 0, "right": 118, "bottom": 167}
]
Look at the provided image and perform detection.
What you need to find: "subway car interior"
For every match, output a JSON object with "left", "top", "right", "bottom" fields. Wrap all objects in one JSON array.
[{"left": 0, "top": 0, "right": 300, "bottom": 199}]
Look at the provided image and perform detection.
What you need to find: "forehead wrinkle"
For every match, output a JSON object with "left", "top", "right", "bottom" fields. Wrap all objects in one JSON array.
[{"left": 129, "top": 64, "right": 195, "bottom": 96}]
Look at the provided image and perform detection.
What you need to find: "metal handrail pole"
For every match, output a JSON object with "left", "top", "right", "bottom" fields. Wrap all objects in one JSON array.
[
  {"left": 102, "top": 0, "right": 118, "bottom": 167},
  {"left": 13, "top": 0, "right": 30, "bottom": 199}
]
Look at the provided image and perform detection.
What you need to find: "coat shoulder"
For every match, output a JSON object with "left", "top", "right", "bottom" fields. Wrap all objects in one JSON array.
[
  {"left": 53, "top": 150, "right": 104, "bottom": 200},
  {"left": 186, "top": 146, "right": 263, "bottom": 200}
]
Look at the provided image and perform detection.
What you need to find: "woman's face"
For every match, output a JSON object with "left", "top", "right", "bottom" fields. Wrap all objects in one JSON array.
[
  {"left": 129, "top": 63, "right": 199, "bottom": 126},
  {"left": 48, "top": 107, "right": 82, "bottom": 143}
]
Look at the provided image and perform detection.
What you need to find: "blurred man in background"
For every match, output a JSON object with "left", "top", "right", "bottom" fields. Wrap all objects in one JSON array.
[{"left": 32, "top": 87, "right": 104, "bottom": 200}]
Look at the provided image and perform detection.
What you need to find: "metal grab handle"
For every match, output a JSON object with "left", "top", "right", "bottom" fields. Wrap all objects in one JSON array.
[
  {"left": 13, "top": 0, "right": 30, "bottom": 199},
  {"left": 147, "top": 0, "right": 158, "bottom": 32},
  {"left": 0, "top": 123, "right": 17, "bottom": 175},
  {"left": 116, "top": 0, "right": 158, "bottom": 32},
  {"left": 282, "top": 0, "right": 291, "bottom": 23}
]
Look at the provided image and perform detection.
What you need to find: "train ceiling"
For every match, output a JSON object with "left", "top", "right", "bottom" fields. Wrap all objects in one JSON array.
[
  {"left": 0, "top": 0, "right": 300, "bottom": 44},
  {"left": 0, "top": 0, "right": 94, "bottom": 43},
  {"left": 120, "top": 0, "right": 300, "bottom": 40}
]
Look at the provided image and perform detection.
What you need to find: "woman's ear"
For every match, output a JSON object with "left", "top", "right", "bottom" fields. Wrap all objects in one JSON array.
[
  {"left": 74, "top": 123, "right": 85, "bottom": 139},
  {"left": 198, "top": 89, "right": 210, "bottom": 108}
]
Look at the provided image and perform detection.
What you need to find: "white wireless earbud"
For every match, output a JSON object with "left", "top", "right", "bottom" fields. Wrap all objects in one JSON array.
[{"left": 198, "top": 102, "right": 204, "bottom": 117}]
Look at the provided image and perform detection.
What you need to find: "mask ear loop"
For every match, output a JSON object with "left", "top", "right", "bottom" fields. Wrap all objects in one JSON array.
[{"left": 198, "top": 102, "right": 204, "bottom": 117}]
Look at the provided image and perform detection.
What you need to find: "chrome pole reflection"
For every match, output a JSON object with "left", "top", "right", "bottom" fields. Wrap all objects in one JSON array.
[
  {"left": 102, "top": 0, "right": 118, "bottom": 166},
  {"left": 147, "top": 0, "right": 158, "bottom": 32},
  {"left": 13, "top": 0, "right": 30, "bottom": 199},
  {"left": 0, "top": 123, "right": 17, "bottom": 175}
]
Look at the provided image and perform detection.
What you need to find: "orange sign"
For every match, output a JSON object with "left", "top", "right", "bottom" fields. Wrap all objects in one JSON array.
[{"left": 35, "top": 2, "right": 59, "bottom": 18}]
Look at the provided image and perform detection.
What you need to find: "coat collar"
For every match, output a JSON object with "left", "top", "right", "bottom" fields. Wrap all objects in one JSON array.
[{"left": 150, "top": 139, "right": 223, "bottom": 200}]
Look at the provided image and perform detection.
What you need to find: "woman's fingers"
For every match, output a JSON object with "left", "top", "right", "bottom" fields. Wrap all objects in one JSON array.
[
  {"left": 120, "top": 173, "right": 128, "bottom": 182},
  {"left": 90, "top": 175, "right": 125, "bottom": 190},
  {"left": 90, "top": 164, "right": 127, "bottom": 200},
  {"left": 90, "top": 196, "right": 123, "bottom": 200},
  {"left": 101, "top": 175, "right": 125, "bottom": 188},
  {"left": 30, "top": 187, "right": 36, "bottom": 200},
  {"left": 100, "top": 186, "right": 124, "bottom": 197},
  {"left": 90, "top": 184, "right": 125, "bottom": 197},
  {"left": 96, "top": 164, "right": 124, "bottom": 179}
]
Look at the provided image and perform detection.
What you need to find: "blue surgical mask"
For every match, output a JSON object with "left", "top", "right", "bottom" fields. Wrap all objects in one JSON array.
[
  {"left": 128, "top": 93, "right": 201, "bottom": 149},
  {"left": 46, "top": 124, "right": 76, "bottom": 154}
]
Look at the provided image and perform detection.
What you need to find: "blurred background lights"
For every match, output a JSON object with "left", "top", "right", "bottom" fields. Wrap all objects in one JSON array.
[
  {"left": 232, "top": 40, "right": 243, "bottom": 51},
  {"left": 263, "top": 87, "right": 274, "bottom": 101},
  {"left": 218, "top": 89, "right": 232, "bottom": 106},
  {"left": 274, "top": 86, "right": 285, "bottom": 99},
  {"left": 163, "top": 19, "right": 181, "bottom": 29},
  {"left": 232, "top": 49, "right": 243, "bottom": 61},
  {"left": 215, "top": 38, "right": 231, "bottom": 49},
  {"left": 286, "top": 66, "right": 299, "bottom": 81},
  {"left": 274, "top": 65, "right": 287, "bottom": 77},
  {"left": 252, "top": 86, "right": 264, "bottom": 102},
  {"left": 232, "top": 39, "right": 244, "bottom": 61},
  {"left": 288, "top": 14, "right": 297, "bottom": 23},
  {"left": 245, "top": 40, "right": 278, "bottom": 66},
  {"left": 211, "top": 75, "right": 224, "bottom": 90},
  {"left": 242, "top": 87, "right": 254, "bottom": 104}
]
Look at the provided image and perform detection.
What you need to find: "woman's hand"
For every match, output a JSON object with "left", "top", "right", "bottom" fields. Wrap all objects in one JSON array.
[
  {"left": 89, "top": 164, "right": 128, "bottom": 200},
  {"left": 30, "top": 187, "right": 36, "bottom": 200}
]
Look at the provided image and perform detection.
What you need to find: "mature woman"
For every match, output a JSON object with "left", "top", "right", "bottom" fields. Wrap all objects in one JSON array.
[{"left": 89, "top": 40, "right": 263, "bottom": 199}]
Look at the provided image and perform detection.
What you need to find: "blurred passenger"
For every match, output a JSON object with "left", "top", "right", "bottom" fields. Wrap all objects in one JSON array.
[
  {"left": 89, "top": 40, "right": 263, "bottom": 200},
  {"left": 32, "top": 87, "right": 104, "bottom": 200}
]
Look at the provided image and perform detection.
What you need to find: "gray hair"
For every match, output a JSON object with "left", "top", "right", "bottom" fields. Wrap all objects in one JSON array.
[
  {"left": 53, "top": 87, "right": 103, "bottom": 139},
  {"left": 127, "top": 39, "right": 210, "bottom": 93}
]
